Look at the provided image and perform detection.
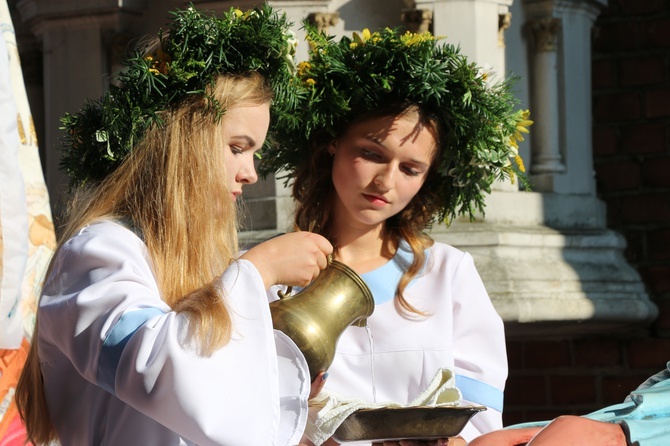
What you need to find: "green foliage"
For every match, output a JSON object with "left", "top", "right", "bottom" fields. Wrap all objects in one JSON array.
[
  {"left": 60, "top": 4, "right": 302, "bottom": 188},
  {"left": 260, "top": 26, "right": 531, "bottom": 222}
]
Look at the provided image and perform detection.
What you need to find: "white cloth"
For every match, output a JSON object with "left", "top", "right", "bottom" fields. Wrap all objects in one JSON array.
[
  {"left": 305, "top": 368, "right": 461, "bottom": 445},
  {"left": 38, "top": 220, "right": 310, "bottom": 445},
  {"left": 272, "top": 242, "right": 508, "bottom": 445},
  {"left": 0, "top": 15, "right": 29, "bottom": 349}
]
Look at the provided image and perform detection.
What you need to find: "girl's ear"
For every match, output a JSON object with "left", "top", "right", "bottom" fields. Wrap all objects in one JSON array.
[{"left": 327, "top": 140, "right": 337, "bottom": 155}]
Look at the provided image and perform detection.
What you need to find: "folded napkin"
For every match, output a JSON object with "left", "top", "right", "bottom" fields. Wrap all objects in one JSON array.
[{"left": 305, "top": 368, "right": 462, "bottom": 445}]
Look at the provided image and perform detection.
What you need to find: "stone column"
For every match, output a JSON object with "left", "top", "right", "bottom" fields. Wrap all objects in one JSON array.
[
  {"left": 307, "top": 11, "right": 340, "bottom": 33},
  {"left": 523, "top": 0, "right": 604, "bottom": 195},
  {"left": 432, "top": 0, "right": 516, "bottom": 192},
  {"left": 401, "top": 8, "right": 433, "bottom": 33},
  {"left": 527, "top": 16, "right": 566, "bottom": 187},
  {"left": 433, "top": 0, "right": 514, "bottom": 82},
  {"left": 428, "top": 0, "right": 657, "bottom": 337}
]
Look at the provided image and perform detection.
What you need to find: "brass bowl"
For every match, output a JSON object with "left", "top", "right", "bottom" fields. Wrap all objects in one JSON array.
[{"left": 332, "top": 405, "right": 486, "bottom": 443}]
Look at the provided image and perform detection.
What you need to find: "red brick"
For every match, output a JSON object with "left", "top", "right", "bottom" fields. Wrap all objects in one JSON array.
[
  {"left": 505, "top": 375, "right": 547, "bottom": 405},
  {"left": 627, "top": 338, "right": 670, "bottom": 368},
  {"left": 640, "top": 265, "right": 670, "bottom": 295},
  {"left": 622, "top": 231, "right": 644, "bottom": 263},
  {"left": 525, "top": 341, "right": 571, "bottom": 368},
  {"left": 595, "top": 160, "right": 641, "bottom": 191},
  {"left": 620, "top": 124, "right": 666, "bottom": 155},
  {"left": 550, "top": 375, "right": 597, "bottom": 405},
  {"left": 652, "top": 299, "right": 670, "bottom": 332},
  {"left": 643, "top": 158, "right": 670, "bottom": 188},
  {"left": 644, "top": 18, "right": 670, "bottom": 47},
  {"left": 574, "top": 339, "right": 622, "bottom": 367},
  {"left": 645, "top": 88, "right": 670, "bottom": 118},
  {"left": 593, "top": 22, "right": 643, "bottom": 52},
  {"left": 602, "top": 375, "right": 648, "bottom": 405},
  {"left": 592, "top": 58, "right": 617, "bottom": 89},
  {"left": 592, "top": 126, "right": 619, "bottom": 156},
  {"left": 648, "top": 229, "right": 670, "bottom": 261},
  {"left": 604, "top": 196, "right": 622, "bottom": 227},
  {"left": 507, "top": 341, "right": 523, "bottom": 370},
  {"left": 620, "top": 193, "right": 670, "bottom": 224},
  {"left": 593, "top": 92, "right": 641, "bottom": 123},
  {"left": 502, "top": 411, "right": 527, "bottom": 426},
  {"left": 620, "top": 55, "right": 665, "bottom": 87},
  {"left": 594, "top": 2, "right": 618, "bottom": 19},
  {"left": 620, "top": 0, "right": 665, "bottom": 15}
]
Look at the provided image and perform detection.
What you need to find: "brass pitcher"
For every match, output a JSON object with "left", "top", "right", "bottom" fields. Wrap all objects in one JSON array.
[{"left": 270, "top": 259, "right": 374, "bottom": 381}]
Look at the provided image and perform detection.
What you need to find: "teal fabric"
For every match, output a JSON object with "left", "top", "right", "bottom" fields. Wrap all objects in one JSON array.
[{"left": 508, "top": 361, "right": 670, "bottom": 446}]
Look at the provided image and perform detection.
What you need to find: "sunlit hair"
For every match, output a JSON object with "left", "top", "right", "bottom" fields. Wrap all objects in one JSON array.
[
  {"left": 15, "top": 72, "right": 272, "bottom": 445},
  {"left": 293, "top": 104, "right": 442, "bottom": 316}
]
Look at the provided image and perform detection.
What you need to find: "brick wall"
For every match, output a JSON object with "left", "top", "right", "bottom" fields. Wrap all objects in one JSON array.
[{"left": 503, "top": 0, "right": 670, "bottom": 425}]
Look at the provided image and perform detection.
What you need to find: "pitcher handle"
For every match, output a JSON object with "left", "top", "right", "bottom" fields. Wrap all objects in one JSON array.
[{"left": 277, "top": 286, "right": 293, "bottom": 300}]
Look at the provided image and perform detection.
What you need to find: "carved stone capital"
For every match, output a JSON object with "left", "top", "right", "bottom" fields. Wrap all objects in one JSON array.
[
  {"left": 498, "top": 12, "right": 512, "bottom": 47},
  {"left": 306, "top": 12, "right": 339, "bottom": 34},
  {"left": 401, "top": 8, "right": 433, "bottom": 33},
  {"left": 529, "top": 17, "right": 562, "bottom": 52}
]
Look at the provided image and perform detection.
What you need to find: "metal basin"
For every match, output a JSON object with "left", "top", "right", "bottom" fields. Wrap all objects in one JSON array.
[{"left": 332, "top": 405, "right": 486, "bottom": 443}]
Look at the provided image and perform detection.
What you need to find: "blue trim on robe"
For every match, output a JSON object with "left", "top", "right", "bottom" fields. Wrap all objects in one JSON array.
[
  {"left": 456, "top": 374, "right": 504, "bottom": 412},
  {"left": 361, "top": 241, "right": 426, "bottom": 305},
  {"left": 97, "top": 308, "right": 165, "bottom": 394}
]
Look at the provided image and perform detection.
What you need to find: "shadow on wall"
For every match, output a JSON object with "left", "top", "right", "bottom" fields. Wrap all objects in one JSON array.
[{"left": 337, "top": 0, "right": 406, "bottom": 32}]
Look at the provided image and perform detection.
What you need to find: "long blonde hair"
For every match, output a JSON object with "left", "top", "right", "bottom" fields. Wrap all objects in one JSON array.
[{"left": 15, "top": 72, "right": 273, "bottom": 445}]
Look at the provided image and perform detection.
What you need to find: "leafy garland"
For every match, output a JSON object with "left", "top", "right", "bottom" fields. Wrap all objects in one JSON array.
[
  {"left": 59, "top": 4, "right": 303, "bottom": 188},
  {"left": 260, "top": 26, "right": 532, "bottom": 222}
]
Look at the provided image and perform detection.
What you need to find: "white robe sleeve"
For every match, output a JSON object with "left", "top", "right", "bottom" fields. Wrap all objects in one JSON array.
[
  {"left": 38, "top": 221, "right": 309, "bottom": 445},
  {"left": 450, "top": 252, "right": 508, "bottom": 441}
]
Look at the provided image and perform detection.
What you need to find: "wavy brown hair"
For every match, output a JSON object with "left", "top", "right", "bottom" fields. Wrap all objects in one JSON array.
[
  {"left": 292, "top": 104, "right": 444, "bottom": 316},
  {"left": 15, "top": 72, "right": 272, "bottom": 445}
]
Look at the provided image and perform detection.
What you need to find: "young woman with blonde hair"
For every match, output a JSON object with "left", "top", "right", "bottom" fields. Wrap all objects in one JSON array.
[{"left": 15, "top": 6, "right": 330, "bottom": 445}]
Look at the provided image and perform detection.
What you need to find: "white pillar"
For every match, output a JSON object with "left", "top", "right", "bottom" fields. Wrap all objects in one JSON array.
[
  {"left": 528, "top": 17, "right": 565, "bottom": 183},
  {"left": 523, "top": 0, "right": 606, "bottom": 194},
  {"left": 433, "top": 0, "right": 513, "bottom": 71},
  {"left": 429, "top": 0, "right": 657, "bottom": 336}
]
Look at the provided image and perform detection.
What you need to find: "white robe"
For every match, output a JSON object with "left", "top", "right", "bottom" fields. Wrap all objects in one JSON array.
[
  {"left": 277, "top": 241, "right": 507, "bottom": 444},
  {"left": 38, "top": 220, "right": 310, "bottom": 445}
]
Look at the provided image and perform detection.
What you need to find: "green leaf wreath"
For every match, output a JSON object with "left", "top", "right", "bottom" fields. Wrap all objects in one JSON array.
[
  {"left": 260, "top": 26, "right": 532, "bottom": 222},
  {"left": 59, "top": 4, "right": 303, "bottom": 188}
]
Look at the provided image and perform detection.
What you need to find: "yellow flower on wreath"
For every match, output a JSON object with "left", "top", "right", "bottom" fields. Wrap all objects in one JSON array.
[
  {"left": 515, "top": 154, "right": 526, "bottom": 173},
  {"left": 144, "top": 56, "right": 160, "bottom": 76},
  {"left": 351, "top": 28, "right": 372, "bottom": 48},
  {"left": 297, "top": 61, "right": 311, "bottom": 78},
  {"left": 506, "top": 109, "right": 532, "bottom": 173},
  {"left": 509, "top": 109, "right": 533, "bottom": 149},
  {"left": 144, "top": 49, "right": 172, "bottom": 76},
  {"left": 401, "top": 31, "right": 434, "bottom": 46}
]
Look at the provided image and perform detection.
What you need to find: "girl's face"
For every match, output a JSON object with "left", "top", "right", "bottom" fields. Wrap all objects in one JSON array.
[
  {"left": 329, "top": 112, "right": 437, "bottom": 230},
  {"left": 221, "top": 102, "right": 270, "bottom": 201}
]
